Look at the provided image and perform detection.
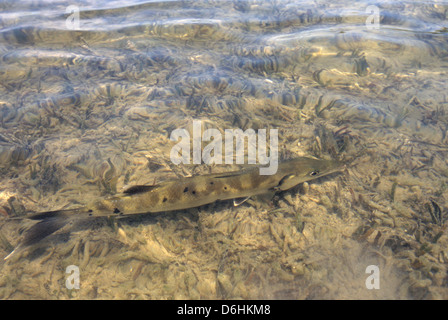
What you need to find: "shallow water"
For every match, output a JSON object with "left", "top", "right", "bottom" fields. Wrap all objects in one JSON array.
[{"left": 0, "top": 0, "right": 447, "bottom": 299}]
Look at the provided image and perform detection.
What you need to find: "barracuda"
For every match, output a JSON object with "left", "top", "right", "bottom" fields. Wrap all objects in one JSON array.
[{"left": 4, "top": 157, "right": 343, "bottom": 260}]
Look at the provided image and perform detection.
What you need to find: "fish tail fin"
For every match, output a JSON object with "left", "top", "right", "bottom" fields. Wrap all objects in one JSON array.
[{"left": 4, "top": 208, "right": 88, "bottom": 261}]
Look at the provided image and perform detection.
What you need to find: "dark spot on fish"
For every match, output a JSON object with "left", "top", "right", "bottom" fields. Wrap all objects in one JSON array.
[
  {"left": 184, "top": 187, "right": 189, "bottom": 192},
  {"left": 88, "top": 209, "right": 93, "bottom": 213},
  {"left": 192, "top": 190, "right": 196, "bottom": 195},
  {"left": 87, "top": 209, "right": 93, "bottom": 216},
  {"left": 113, "top": 208, "right": 121, "bottom": 214},
  {"left": 210, "top": 182, "right": 214, "bottom": 185},
  {"left": 163, "top": 197, "right": 167, "bottom": 202},
  {"left": 224, "top": 186, "right": 228, "bottom": 190}
]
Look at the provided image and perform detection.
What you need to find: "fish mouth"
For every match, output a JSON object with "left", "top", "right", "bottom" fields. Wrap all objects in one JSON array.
[{"left": 322, "top": 160, "right": 346, "bottom": 177}]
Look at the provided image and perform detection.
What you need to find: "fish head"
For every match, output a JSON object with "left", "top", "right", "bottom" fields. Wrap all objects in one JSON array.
[
  {"left": 299, "top": 157, "right": 344, "bottom": 180},
  {"left": 275, "top": 157, "right": 344, "bottom": 191}
]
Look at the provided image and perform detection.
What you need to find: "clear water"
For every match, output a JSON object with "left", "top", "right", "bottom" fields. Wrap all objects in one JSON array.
[{"left": 0, "top": 0, "right": 447, "bottom": 299}]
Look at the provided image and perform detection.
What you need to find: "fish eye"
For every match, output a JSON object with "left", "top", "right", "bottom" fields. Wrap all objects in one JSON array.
[{"left": 310, "top": 170, "right": 320, "bottom": 176}]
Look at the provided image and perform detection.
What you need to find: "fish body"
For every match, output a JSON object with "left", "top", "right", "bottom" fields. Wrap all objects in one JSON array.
[
  {"left": 5, "top": 157, "right": 343, "bottom": 260},
  {"left": 91, "top": 157, "right": 342, "bottom": 215}
]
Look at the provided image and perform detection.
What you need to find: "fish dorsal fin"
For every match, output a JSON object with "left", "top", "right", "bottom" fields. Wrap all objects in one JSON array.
[{"left": 123, "top": 185, "right": 158, "bottom": 195}]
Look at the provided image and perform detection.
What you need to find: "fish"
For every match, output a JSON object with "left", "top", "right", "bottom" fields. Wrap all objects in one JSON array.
[{"left": 4, "top": 157, "right": 343, "bottom": 260}]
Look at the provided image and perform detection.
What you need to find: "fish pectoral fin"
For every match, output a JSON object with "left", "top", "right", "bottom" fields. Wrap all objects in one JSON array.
[
  {"left": 275, "top": 174, "right": 299, "bottom": 191},
  {"left": 233, "top": 196, "right": 251, "bottom": 207}
]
